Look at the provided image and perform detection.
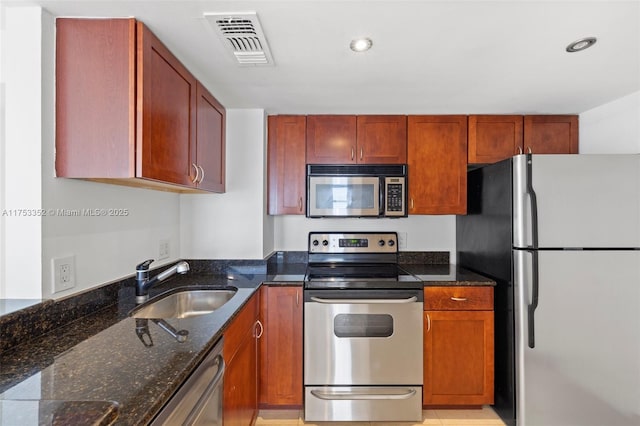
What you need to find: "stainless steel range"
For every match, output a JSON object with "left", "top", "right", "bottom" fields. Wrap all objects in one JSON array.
[{"left": 303, "top": 232, "right": 423, "bottom": 422}]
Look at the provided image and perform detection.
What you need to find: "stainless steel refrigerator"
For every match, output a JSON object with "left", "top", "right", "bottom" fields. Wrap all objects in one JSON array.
[{"left": 457, "top": 154, "right": 640, "bottom": 426}]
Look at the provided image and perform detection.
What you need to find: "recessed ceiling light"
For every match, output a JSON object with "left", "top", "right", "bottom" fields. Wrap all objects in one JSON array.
[
  {"left": 566, "top": 37, "right": 597, "bottom": 53},
  {"left": 350, "top": 38, "right": 373, "bottom": 52}
]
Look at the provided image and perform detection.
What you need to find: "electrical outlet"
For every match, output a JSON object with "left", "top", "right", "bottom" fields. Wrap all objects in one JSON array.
[
  {"left": 398, "top": 232, "right": 407, "bottom": 249},
  {"left": 159, "top": 239, "right": 170, "bottom": 260},
  {"left": 52, "top": 255, "right": 76, "bottom": 293}
]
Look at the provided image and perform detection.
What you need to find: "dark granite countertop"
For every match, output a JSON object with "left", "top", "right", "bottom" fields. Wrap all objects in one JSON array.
[
  {"left": 0, "top": 273, "right": 264, "bottom": 426},
  {"left": 0, "top": 258, "right": 492, "bottom": 425},
  {"left": 401, "top": 264, "right": 496, "bottom": 286}
]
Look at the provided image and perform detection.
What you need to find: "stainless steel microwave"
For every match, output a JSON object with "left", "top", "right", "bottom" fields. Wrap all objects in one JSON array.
[{"left": 306, "top": 164, "right": 407, "bottom": 218}]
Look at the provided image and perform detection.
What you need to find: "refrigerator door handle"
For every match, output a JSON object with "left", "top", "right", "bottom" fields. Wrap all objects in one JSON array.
[
  {"left": 525, "top": 153, "right": 539, "bottom": 249},
  {"left": 527, "top": 249, "right": 539, "bottom": 348}
]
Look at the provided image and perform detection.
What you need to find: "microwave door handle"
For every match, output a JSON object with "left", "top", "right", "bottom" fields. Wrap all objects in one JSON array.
[{"left": 380, "top": 177, "right": 385, "bottom": 216}]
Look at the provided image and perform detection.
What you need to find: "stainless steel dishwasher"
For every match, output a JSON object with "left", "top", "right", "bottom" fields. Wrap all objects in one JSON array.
[{"left": 151, "top": 338, "right": 225, "bottom": 425}]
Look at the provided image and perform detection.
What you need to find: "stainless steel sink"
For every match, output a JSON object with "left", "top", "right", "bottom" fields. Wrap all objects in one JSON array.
[{"left": 130, "top": 288, "right": 237, "bottom": 319}]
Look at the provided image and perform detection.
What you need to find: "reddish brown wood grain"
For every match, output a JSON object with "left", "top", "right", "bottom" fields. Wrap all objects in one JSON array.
[
  {"left": 136, "top": 22, "right": 196, "bottom": 187},
  {"left": 468, "top": 115, "right": 524, "bottom": 164},
  {"left": 356, "top": 115, "right": 407, "bottom": 164},
  {"left": 424, "top": 286, "right": 494, "bottom": 311},
  {"left": 196, "top": 82, "right": 226, "bottom": 192},
  {"left": 267, "top": 116, "right": 306, "bottom": 214},
  {"left": 423, "top": 310, "right": 495, "bottom": 406},
  {"left": 55, "top": 18, "right": 136, "bottom": 178},
  {"left": 408, "top": 115, "right": 467, "bottom": 214},
  {"left": 306, "top": 115, "right": 357, "bottom": 164},
  {"left": 224, "top": 294, "right": 260, "bottom": 426},
  {"left": 259, "top": 286, "right": 303, "bottom": 407},
  {"left": 524, "top": 115, "right": 579, "bottom": 154}
]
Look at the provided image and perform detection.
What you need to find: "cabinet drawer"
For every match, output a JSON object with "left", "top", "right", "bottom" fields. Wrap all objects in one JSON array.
[
  {"left": 224, "top": 293, "right": 259, "bottom": 362},
  {"left": 424, "top": 287, "right": 493, "bottom": 311}
]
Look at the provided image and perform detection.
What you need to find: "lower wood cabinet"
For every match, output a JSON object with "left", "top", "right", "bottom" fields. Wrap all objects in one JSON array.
[
  {"left": 223, "top": 292, "right": 261, "bottom": 425},
  {"left": 423, "top": 286, "right": 494, "bottom": 406},
  {"left": 259, "top": 286, "right": 303, "bottom": 407}
]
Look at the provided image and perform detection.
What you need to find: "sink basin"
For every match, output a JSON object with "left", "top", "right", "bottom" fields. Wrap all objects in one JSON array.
[{"left": 130, "top": 288, "right": 237, "bottom": 319}]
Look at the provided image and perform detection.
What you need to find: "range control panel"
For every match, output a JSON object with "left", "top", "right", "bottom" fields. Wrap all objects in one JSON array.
[{"left": 308, "top": 232, "right": 398, "bottom": 254}]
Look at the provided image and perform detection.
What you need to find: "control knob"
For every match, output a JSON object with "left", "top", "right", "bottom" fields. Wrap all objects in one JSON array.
[
  {"left": 322, "top": 240, "right": 329, "bottom": 246},
  {"left": 388, "top": 240, "right": 395, "bottom": 247},
  {"left": 312, "top": 239, "right": 319, "bottom": 246},
  {"left": 378, "top": 240, "right": 385, "bottom": 246}
]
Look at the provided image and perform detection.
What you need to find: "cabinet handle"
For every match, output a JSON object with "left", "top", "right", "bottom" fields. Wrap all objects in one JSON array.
[
  {"left": 351, "top": 147, "right": 355, "bottom": 161},
  {"left": 191, "top": 163, "right": 200, "bottom": 183},
  {"left": 255, "top": 320, "right": 264, "bottom": 338},
  {"left": 360, "top": 147, "right": 363, "bottom": 161},
  {"left": 410, "top": 198, "right": 414, "bottom": 210},
  {"left": 527, "top": 147, "right": 533, "bottom": 154},
  {"left": 450, "top": 297, "right": 468, "bottom": 302},
  {"left": 517, "top": 146, "right": 523, "bottom": 155},
  {"left": 198, "top": 165, "right": 205, "bottom": 184},
  {"left": 426, "top": 313, "right": 431, "bottom": 332},
  {"left": 298, "top": 197, "right": 303, "bottom": 212},
  {"left": 296, "top": 290, "right": 299, "bottom": 307}
]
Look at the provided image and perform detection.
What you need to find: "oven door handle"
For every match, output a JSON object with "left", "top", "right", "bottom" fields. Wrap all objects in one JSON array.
[
  {"left": 310, "top": 388, "right": 416, "bottom": 400},
  {"left": 309, "top": 296, "right": 417, "bottom": 304}
]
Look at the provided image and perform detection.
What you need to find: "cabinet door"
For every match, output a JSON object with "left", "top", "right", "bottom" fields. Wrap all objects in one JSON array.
[
  {"left": 224, "top": 294, "right": 259, "bottom": 426},
  {"left": 268, "top": 116, "right": 307, "bottom": 214},
  {"left": 306, "top": 115, "right": 357, "bottom": 164},
  {"left": 196, "top": 82, "right": 225, "bottom": 192},
  {"left": 356, "top": 115, "right": 407, "bottom": 164},
  {"left": 468, "top": 115, "right": 523, "bottom": 164},
  {"left": 137, "top": 22, "right": 197, "bottom": 187},
  {"left": 224, "top": 331, "right": 258, "bottom": 426},
  {"left": 407, "top": 115, "right": 467, "bottom": 214},
  {"left": 423, "top": 310, "right": 494, "bottom": 406},
  {"left": 56, "top": 18, "right": 136, "bottom": 178},
  {"left": 524, "top": 115, "right": 578, "bottom": 154},
  {"left": 259, "top": 286, "right": 303, "bottom": 406}
]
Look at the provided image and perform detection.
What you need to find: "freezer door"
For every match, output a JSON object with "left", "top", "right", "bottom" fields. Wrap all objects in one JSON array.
[
  {"left": 514, "top": 250, "right": 640, "bottom": 426},
  {"left": 513, "top": 154, "right": 640, "bottom": 249}
]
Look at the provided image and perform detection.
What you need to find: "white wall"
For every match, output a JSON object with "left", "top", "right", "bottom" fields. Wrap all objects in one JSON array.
[
  {"left": 579, "top": 91, "right": 640, "bottom": 154},
  {"left": 1, "top": 6, "right": 182, "bottom": 300},
  {"left": 1, "top": 6, "right": 44, "bottom": 299},
  {"left": 274, "top": 215, "right": 456, "bottom": 255},
  {"left": 181, "top": 109, "right": 273, "bottom": 260}
]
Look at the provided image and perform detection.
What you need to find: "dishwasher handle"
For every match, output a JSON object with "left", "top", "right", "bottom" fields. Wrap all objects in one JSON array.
[
  {"left": 183, "top": 354, "right": 225, "bottom": 425},
  {"left": 310, "top": 296, "right": 418, "bottom": 304}
]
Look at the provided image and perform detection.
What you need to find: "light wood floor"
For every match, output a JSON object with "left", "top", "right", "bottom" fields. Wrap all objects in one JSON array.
[{"left": 256, "top": 406, "right": 506, "bottom": 425}]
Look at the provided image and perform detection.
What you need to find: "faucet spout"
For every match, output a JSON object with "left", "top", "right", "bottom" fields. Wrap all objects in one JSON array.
[{"left": 135, "top": 259, "right": 190, "bottom": 304}]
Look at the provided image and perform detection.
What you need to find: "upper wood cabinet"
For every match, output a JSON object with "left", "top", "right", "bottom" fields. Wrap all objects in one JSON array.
[
  {"left": 268, "top": 116, "right": 306, "bottom": 215},
  {"left": 468, "top": 115, "right": 524, "bottom": 164},
  {"left": 306, "top": 115, "right": 407, "bottom": 164},
  {"left": 55, "top": 18, "right": 225, "bottom": 193},
  {"left": 306, "top": 115, "right": 357, "bottom": 164},
  {"left": 195, "top": 82, "right": 226, "bottom": 192},
  {"left": 468, "top": 115, "right": 578, "bottom": 164},
  {"left": 524, "top": 115, "right": 578, "bottom": 154},
  {"left": 356, "top": 115, "right": 408, "bottom": 163},
  {"left": 408, "top": 115, "right": 467, "bottom": 215}
]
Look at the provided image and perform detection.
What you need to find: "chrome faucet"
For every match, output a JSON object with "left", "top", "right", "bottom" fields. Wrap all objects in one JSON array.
[{"left": 135, "top": 259, "right": 190, "bottom": 303}]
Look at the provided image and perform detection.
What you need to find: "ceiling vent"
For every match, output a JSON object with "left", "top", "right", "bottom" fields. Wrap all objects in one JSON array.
[{"left": 204, "top": 12, "right": 274, "bottom": 66}]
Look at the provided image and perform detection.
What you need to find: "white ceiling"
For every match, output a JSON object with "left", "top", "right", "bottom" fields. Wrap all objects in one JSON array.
[{"left": 8, "top": 0, "right": 640, "bottom": 114}]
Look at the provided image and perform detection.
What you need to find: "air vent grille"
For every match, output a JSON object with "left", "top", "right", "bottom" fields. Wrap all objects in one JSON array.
[{"left": 204, "top": 12, "right": 274, "bottom": 66}]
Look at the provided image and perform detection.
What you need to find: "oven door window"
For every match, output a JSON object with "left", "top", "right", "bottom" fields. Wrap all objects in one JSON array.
[{"left": 334, "top": 314, "right": 393, "bottom": 338}]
